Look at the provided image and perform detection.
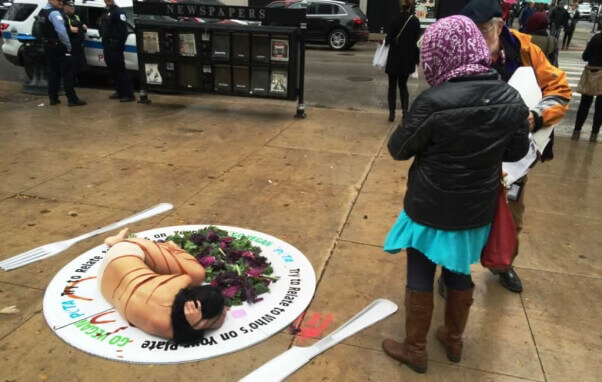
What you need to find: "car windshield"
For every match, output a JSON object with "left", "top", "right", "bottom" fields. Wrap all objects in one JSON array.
[
  {"left": 266, "top": 1, "right": 286, "bottom": 8},
  {"left": 3, "top": 3, "right": 37, "bottom": 21}
]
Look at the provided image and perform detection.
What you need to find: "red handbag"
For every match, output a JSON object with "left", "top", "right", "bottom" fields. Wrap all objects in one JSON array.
[{"left": 481, "top": 183, "right": 518, "bottom": 272}]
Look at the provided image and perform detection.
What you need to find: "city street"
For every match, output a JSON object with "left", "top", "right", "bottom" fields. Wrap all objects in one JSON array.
[
  {"left": 0, "top": 18, "right": 600, "bottom": 382},
  {"left": 0, "top": 22, "right": 597, "bottom": 128}
]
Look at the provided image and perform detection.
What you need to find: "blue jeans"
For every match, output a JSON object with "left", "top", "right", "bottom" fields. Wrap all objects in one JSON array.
[{"left": 550, "top": 24, "right": 562, "bottom": 39}]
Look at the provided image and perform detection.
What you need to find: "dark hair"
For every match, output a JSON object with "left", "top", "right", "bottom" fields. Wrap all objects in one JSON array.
[
  {"left": 170, "top": 285, "right": 225, "bottom": 345},
  {"left": 400, "top": 0, "right": 414, "bottom": 11}
]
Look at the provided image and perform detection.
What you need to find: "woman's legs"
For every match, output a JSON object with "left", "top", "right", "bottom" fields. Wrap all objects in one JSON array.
[
  {"left": 388, "top": 73, "right": 399, "bottom": 121},
  {"left": 437, "top": 267, "right": 475, "bottom": 363},
  {"left": 397, "top": 73, "right": 411, "bottom": 115},
  {"left": 592, "top": 96, "right": 602, "bottom": 135},
  {"left": 104, "top": 227, "right": 130, "bottom": 247},
  {"left": 574, "top": 95, "right": 594, "bottom": 139},
  {"left": 566, "top": 28, "right": 574, "bottom": 49},
  {"left": 382, "top": 248, "right": 434, "bottom": 373},
  {"left": 406, "top": 247, "right": 437, "bottom": 291},
  {"left": 441, "top": 267, "right": 473, "bottom": 291}
]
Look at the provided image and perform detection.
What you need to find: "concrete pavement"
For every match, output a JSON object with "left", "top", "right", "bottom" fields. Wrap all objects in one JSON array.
[{"left": 0, "top": 50, "right": 600, "bottom": 381}]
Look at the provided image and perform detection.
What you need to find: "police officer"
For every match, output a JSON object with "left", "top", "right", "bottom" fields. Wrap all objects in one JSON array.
[
  {"left": 63, "top": 0, "right": 86, "bottom": 81},
  {"left": 38, "top": 0, "right": 86, "bottom": 106},
  {"left": 100, "top": 0, "right": 134, "bottom": 102}
]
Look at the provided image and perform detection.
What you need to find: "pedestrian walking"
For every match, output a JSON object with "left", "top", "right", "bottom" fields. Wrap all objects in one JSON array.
[
  {"left": 549, "top": 1, "right": 568, "bottom": 39},
  {"left": 459, "top": 0, "right": 571, "bottom": 293},
  {"left": 63, "top": 0, "right": 87, "bottom": 82},
  {"left": 100, "top": 0, "right": 134, "bottom": 102},
  {"left": 381, "top": 15, "right": 530, "bottom": 374},
  {"left": 37, "top": 0, "right": 85, "bottom": 106},
  {"left": 525, "top": 11, "right": 558, "bottom": 66},
  {"left": 572, "top": 32, "right": 602, "bottom": 142},
  {"left": 501, "top": 0, "right": 512, "bottom": 25},
  {"left": 384, "top": 0, "right": 420, "bottom": 122},
  {"left": 518, "top": 1, "right": 535, "bottom": 32},
  {"left": 562, "top": 2, "right": 579, "bottom": 50}
]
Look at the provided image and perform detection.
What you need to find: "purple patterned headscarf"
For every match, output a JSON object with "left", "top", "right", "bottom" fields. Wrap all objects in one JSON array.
[{"left": 421, "top": 15, "right": 491, "bottom": 87}]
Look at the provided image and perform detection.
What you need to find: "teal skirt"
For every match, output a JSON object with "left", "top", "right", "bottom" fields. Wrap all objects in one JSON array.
[{"left": 384, "top": 210, "right": 492, "bottom": 275}]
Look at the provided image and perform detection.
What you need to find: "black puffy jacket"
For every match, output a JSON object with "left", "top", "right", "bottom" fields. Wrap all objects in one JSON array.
[{"left": 388, "top": 72, "right": 530, "bottom": 230}]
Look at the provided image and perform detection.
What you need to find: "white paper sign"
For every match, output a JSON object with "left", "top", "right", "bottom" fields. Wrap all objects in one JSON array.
[
  {"left": 43, "top": 225, "right": 316, "bottom": 364},
  {"left": 508, "top": 67, "right": 542, "bottom": 109},
  {"left": 503, "top": 67, "right": 544, "bottom": 185},
  {"left": 503, "top": 138, "right": 538, "bottom": 185}
]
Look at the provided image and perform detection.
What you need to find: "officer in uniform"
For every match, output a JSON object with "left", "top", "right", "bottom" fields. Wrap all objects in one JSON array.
[
  {"left": 100, "top": 0, "right": 134, "bottom": 102},
  {"left": 38, "top": 0, "right": 86, "bottom": 106},
  {"left": 64, "top": 0, "right": 87, "bottom": 81}
]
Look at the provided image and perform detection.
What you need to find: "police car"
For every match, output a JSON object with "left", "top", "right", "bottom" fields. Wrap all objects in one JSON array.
[{"left": 1, "top": 0, "right": 137, "bottom": 77}]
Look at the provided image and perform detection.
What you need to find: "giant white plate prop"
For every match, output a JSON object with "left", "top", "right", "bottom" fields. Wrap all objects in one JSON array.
[{"left": 43, "top": 225, "right": 316, "bottom": 364}]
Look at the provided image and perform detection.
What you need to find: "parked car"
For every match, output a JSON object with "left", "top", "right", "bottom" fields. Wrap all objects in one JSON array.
[
  {"left": 590, "top": 5, "right": 599, "bottom": 22},
  {"left": 0, "top": 1, "right": 12, "bottom": 21},
  {"left": 266, "top": 0, "right": 302, "bottom": 8},
  {"left": 1, "top": 0, "right": 265, "bottom": 77},
  {"left": 288, "top": 0, "right": 368, "bottom": 50},
  {"left": 1, "top": 0, "right": 137, "bottom": 77},
  {"left": 578, "top": 2, "right": 592, "bottom": 20}
]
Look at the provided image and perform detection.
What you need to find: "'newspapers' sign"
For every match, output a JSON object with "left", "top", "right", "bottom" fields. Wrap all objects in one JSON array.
[{"left": 133, "top": 0, "right": 307, "bottom": 26}]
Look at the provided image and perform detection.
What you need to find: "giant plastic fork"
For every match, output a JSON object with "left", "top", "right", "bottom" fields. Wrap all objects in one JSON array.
[{"left": 0, "top": 203, "right": 173, "bottom": 271}]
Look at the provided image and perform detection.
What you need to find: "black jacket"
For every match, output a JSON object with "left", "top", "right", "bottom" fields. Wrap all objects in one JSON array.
[
  {"left": 100, "top": 4, "right": 128, "bottom": 46},
  {"left": 384, "top": 11, "right": 420, "bottom": 76},
  {"left": 66, "top": 13, "right": 85, "bottom": 51},
  {"left": 388, "top": 72, "right": 530, "bottom": 230},
  {"left": 583, "top": 33, "right": 602, "bottom": 66},
  {"left": 550, "top": 6, "right": 568, "bottom": 26}
]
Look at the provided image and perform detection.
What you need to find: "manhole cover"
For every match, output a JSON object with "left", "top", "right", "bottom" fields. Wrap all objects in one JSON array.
[
  {"left": 338, "top": 53, "right": 355, "bottom": 56},
  {"left": 347, "top": 76, "right": 373, "bottom": 82}
]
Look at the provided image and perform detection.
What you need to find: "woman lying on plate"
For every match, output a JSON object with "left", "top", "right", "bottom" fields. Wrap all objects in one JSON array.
[{"left": 98, "top": 228, "right": 228, "bottom": 345}]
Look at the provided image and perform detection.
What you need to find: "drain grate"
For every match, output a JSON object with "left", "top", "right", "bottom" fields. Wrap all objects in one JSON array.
[
  {"left": 347, "top": 76, "right": 373, "bottom": 82},
  {"left": 338, "top": 53, "right": 355, "bottom": 56}
]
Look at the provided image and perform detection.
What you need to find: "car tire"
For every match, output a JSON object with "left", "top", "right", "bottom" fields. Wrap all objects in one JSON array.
[{"left": 328, "top": 29, "right": 349, "bottom": 51}]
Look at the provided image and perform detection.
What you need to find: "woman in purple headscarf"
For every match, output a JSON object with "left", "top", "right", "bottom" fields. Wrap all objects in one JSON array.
[{"left": 381, "top": 16, "right": 530, "bottom": 374}]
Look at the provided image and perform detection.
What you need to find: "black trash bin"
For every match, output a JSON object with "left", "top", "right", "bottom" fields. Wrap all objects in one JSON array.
[{"left": 19, "top": 36, "right": 53, "bottom": 95}]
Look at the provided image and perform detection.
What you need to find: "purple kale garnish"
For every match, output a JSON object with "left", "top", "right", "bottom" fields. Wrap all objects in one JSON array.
[
  {"left": 167, "top": 226, "right": 278, "bottom": 306},
  {"left": 223, "top": 285, "right": 240, "bottom": 298},
  {"left": 199, "top": 256, "right": 216, "bottom": 267}
]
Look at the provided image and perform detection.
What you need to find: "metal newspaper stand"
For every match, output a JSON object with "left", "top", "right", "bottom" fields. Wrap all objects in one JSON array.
[{"left": 133, "top": 1, "right": 308, "bottom": 118}]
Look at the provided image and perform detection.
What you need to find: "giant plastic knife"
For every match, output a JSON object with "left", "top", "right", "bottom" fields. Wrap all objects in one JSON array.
[{"left": 239, "top": 298, "right": 398, "bottom": 382}]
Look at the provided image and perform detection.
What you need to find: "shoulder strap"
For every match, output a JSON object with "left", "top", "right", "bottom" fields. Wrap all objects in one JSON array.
[{"left": 394, "top": 15, "right": 413, "bottom": 44}]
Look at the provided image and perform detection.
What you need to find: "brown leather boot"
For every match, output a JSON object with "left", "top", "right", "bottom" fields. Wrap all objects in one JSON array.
[
  {"left": 382, "top": 288, "right": 434, "bottom": 373},
  {"left": 436, "top": 286, "right": 474, "bottom": 363}
]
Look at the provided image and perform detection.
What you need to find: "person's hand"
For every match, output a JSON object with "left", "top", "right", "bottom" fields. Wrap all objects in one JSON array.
[
  {"left": 83, "top": 24, "right": 88, "bottom": 32},
  {"left": 527, "top": 113, "right": 535, "bottom": 132},
  {"left": 70, "top": 26, "right": 78, "bottom": 33},
  {"left": 184, "top": 302, "right": 229, "bottom": 330},
  {"left": 184, "top": 300, "right": 203, "bottom": 328}
]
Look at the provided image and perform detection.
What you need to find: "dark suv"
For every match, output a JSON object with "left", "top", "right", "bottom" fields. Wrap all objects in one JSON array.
[{"left": 288, "top": 0, "right": 368, "bottom": 50}]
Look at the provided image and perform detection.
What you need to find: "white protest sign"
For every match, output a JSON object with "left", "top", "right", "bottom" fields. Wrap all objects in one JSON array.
[
  {"left": 504, "top": 67, "right": 545, "bottom": 185},
  {"left": 43, "top": 225, "right": 316, "bottom": 364}
]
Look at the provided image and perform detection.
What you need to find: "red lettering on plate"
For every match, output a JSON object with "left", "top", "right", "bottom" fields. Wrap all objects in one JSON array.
[
  {"left": 63, "top": 276, "right": 96, "bottom": 301},
  {"left": 90, "top": 310, "right": 117, "bottom": 325}
]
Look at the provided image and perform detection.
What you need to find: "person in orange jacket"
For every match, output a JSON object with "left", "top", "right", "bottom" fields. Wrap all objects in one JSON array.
[{"left": 437, "top": 0, "right": 571, "bottom": 294}]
